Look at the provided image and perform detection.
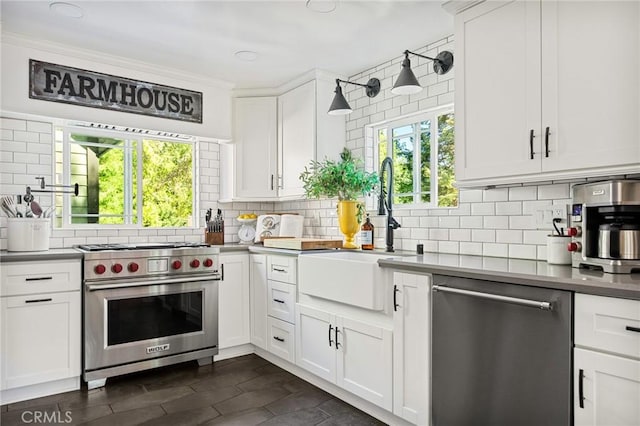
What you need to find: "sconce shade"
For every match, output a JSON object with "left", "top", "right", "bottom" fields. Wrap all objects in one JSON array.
[
  {"left": 328, "top": 84, "right": 352, "bottom": 115},
  {"left": 391, "top": 57, "right": 422, "bottom": 95}
]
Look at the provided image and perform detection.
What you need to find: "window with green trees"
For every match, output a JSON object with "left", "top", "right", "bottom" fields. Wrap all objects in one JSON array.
[
  {"left": 54, "top": 127, "right": 195, "bottom": 227},
  {"left": 376, "top": 108, "right": 457, "bottom": 208}
]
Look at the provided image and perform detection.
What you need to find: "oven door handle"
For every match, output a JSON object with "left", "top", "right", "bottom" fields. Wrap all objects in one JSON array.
[{"left": 86, "top": 275, "right": 220, "bottom": 291}]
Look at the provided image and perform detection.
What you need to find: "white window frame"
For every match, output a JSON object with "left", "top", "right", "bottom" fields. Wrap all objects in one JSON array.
[
  {"left": 55, "top": 125, "right": 198, "bottom": 229},
  {"left": 372, "top": 105, "right": 455, "bottom": 209}
]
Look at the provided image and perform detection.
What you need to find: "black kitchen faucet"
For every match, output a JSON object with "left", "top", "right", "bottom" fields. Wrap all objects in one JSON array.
[{"left": 378, "top": 157, "right": 401, "bottom": 252}]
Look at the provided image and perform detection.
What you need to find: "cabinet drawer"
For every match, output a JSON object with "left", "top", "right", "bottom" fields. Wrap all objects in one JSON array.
[
  {"left": 267, "top": 255, "right": 297, "bottom": 284},
  {"left": 1, "top": 260, "right": 81, "bottom": 296},
  {"left": 268, "top": 280, "right": 296, "bottom": 324},
  {"left": 267, "top": 317, "right": 295, "bottom": 363},
  {"left": 575, "top": 294, "right": 640, "bottom": 359}
]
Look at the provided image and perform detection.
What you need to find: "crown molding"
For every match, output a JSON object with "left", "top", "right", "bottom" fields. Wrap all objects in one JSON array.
[{"left": 442, "top": 0, "right": 485, "bottom": 15}]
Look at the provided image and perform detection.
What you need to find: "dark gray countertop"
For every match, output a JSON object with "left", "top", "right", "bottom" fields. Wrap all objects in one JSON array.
[
  {"left": 0, "top": 248, "right": 84, "bottom": 262},
  {"left": 378, "top": 253, "right": 640, "bottom": 300}
]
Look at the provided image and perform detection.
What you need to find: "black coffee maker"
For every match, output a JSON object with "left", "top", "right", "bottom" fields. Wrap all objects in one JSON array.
[{"left": 568, "top": 180, "right": 640, "bottom": 273}]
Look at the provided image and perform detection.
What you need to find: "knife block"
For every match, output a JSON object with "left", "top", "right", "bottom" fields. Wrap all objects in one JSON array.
[{"left": 205, "top": 229, "right": 224, "bottom": 245}]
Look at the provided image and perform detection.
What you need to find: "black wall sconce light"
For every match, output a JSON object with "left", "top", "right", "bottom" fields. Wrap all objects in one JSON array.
[
  {"left": 328, "top": 78, "right": 381, "bottom": 115},
  {"left": 391, "top": 50, "right": 454, "bottom": 95}
]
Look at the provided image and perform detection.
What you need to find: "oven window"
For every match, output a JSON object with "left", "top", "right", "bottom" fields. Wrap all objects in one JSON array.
[{"left": 107, "top": 291, "right": 203, "bottom": 345}]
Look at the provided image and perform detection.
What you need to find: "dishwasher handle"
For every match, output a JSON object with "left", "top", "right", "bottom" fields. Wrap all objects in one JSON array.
[{"left": 433, "top": 285, "right": 553, "bottom": 311}]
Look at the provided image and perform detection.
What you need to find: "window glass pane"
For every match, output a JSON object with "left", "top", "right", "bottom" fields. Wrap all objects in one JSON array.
[
  {"left": 392, "top": 124, "right": 413, "bottom": 138},
  {"left": 142, "top": 140, "right": 193, "bottom": 227},
  {"left": 378, "top": 129, "right": 388, "bottom": 164},
  {"left": 69, "top": 134, "right": 126, "bottom": 224},
  {"left": 420, "top": 120, "right": 431, "bottom": 203},
  {"left": 393, "top": 132, "right": 414, "bottom": 204},
  {"left": 438, "top": 113, "right": 458, "bottom": 207}
]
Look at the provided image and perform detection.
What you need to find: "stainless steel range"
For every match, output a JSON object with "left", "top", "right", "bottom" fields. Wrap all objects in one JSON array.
[{"left": 78, "top": 243, "right": 220, "bottom": 390}]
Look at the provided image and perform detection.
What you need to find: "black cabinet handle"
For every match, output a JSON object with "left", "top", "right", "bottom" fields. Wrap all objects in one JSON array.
[
  {"left": 25, "top": 298, "right": 53, "bottom": 304},
  {"left": 544, "top": 126, "right": 550, "bottom": 158},
  {"left": 273, "top": 298, "right": 285, "bottom": 304},
  {"left": 271, "top": 174, "right": 274, "bottom": 190},
  {"left": 272, "top": 267, "right": 286, "bottom": 273},
  {"left": 25, "top": 276, "right": 53, "bottom": 282},
  {"left": 328, "top": 324, "right": 334, "bottom": 347},
  {"left": 393, "top": 285, "right": 400, "bottom": 312},
  {"left": 273, "top": 336, "right": 285, "bottom": 342},
  {"left": 529, "top": 129, "right": 535, "bottom": 159},
  {"left": 221, "top": 263, "right": 224, "bottom": 281},
  {"left": 578, "top": 369, "right": 585, "bottom": 409},
  {"left": 335, "top": 327, "right": 341, "bottom": 349},
  {"left": 626, "top": 326, "right": 640, "bottom": 333}
]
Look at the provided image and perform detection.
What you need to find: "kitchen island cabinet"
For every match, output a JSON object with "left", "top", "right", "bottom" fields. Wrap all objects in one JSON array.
[
  {"left": 454, "top": 0, "right": 640, "bottom": 186},
  {"left": 0, "top": 259, "right": 81, "bottom": 404}
]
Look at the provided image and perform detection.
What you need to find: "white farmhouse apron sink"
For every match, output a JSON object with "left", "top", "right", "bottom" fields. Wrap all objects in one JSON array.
[{"left": 298, "top": 251, "right": 398, "bottom": 311}]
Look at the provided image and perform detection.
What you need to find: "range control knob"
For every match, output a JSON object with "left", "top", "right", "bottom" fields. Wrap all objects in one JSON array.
[
  {"left": 190, "top": 259, "right": 200, "bottom": 268},
  {"left": 112, "top": 263, "right": 123, "bottom": 273},
  {"left": 567, "top": 242, "right": 582, "bottom": 252},
  {"left": 172, "top": 260, "right": 182, "bottom": 270},
  {"left": 203, "top": 258, "right": 214, "bottom": 268},
  {"left": 94, "top": 264, "right": 106, "bottom": 275},
  {"left": 128, "top": 262, "right": 139, "bottom": 273},
  {"left": 567, "top": 227, "right": 582, "bottom": 237}
]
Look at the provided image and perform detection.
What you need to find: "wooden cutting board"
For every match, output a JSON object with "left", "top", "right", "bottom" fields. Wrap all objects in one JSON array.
[{"left": 263, "top": 238, "right": 343, "bottom": 250}]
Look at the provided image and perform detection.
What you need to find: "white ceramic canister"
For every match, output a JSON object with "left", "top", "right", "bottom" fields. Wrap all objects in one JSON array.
[
  {"left": 7, "top": 218, "right": 51, "bottom": 252},
  {"left": 546, "top": 235, "right": 571, "bottom": 265}
]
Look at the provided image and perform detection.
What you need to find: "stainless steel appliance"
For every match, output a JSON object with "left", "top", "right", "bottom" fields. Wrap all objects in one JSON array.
[
  {"left": 432, "top": 275, "right": 572, "bottom": 426},
  {"left": 568, "top": 179, "right": 640, "bottom": 273},
  {"left": 78, "top": 243, "right": 220, "bottom": 390}
]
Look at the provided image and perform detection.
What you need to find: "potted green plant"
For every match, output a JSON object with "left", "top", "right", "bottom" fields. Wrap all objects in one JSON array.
[{"left": 300, "top": 148, "right": 378, "bottom": 248}]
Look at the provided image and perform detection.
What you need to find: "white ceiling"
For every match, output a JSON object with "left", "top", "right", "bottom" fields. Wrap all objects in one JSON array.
[{"left": 0, "top": 0, "right": 453, "bottom": 89}]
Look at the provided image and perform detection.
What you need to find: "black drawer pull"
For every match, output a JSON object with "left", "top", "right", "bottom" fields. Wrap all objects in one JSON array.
[
  {"left": 544, "top": 126, "right": 550, "bottom": 157},
  {"left": 335, "top": 327, "right": 341, "bottom": 349},
  {"left": 328, "top": 324, "right": 334, "bottom": 347},
  {"left": 273, "top": 298, "right": 286, "bottom": 304},
  {"left": 272, "top": 267, "right": 286, "bottom": 273},
  {"left": 625, "top": 326, "right": 640, "bottom": 333},
  {"left": 273, "top": 336, "right": 285, "bottom": 342},
  {"left": 393, "top": 285, "right": 400, "bottom": 311},
  {"left": 25, "top": 298, "right": 53, "bottom": 304},
  {"left": 25, "top": 276, "right": 53, "bottom": 282},
  {"left": 578, "top": 369, "right": 585, "bottom": 409}
]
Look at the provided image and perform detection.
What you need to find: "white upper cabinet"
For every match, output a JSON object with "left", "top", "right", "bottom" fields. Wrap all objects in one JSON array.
[
  {"left": 229, "top": 71, "right": 345, "bottom": 200},
  {"left": 233, "top": 97, "right": 278, "bottom": 199},
  {"left": 455, "top": 0, "right": 640, "bottom": 186}
]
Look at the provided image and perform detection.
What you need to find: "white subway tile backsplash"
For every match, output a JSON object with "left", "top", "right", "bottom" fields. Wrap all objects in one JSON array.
[
  {"left": 509, "top": 186, "right": 537, "bottom": 201},
  {"left": 472, "top": 229, "right": 495, "bottom": 243},
  {"left": 523, "top": 230, "right": 549, "bottom": 245},
  {"left": 509, "top": 216, "right": 536, "bottom": 230},
  {"left": 459, "top": 189, "right": 483, "bottom": 203},
  {"left": 438, "top": 216, "right": 460, "bottom": 228},
  {"left": 538, "top": 184, "right": 570, "bottom": 200},
  {"left": 496, "top": 230, "right": 523, "bottom": 244},
  {"left": 471, "top": 202, "right": 495, "bottom": 216},
  {"left": 460, "top": 216, "right": 483, "bottom": 229},
  {"left": 483, "top": 216, "right": 509, "bottom": 229},
  {"left": 460, "top": 242, "right": 483, "bottom": 256},
  {"left": 495, "top": 201, "right": 522, "bottom": 215},
  {"left": 508, "top": 244, "right": 537, "bottom": 260},
  {"left": 483, "top": 188, "right": 508, "bottom": 202},
  {"left": 438, "top": 241, "right": 459, "bottom": 254},
  {"left": 449, "top": 229, "right": 471, "bottom": 241},
  {"left": 429, "top": 229, "right": 449, "bottom": 241},
  {"left": 483, "top": 243, "right": 508, "bottom": 257}
]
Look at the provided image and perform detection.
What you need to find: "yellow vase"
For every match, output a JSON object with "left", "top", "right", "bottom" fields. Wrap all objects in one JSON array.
[{"left": 337, "top": 200, "right": 361, "bottom": 249}]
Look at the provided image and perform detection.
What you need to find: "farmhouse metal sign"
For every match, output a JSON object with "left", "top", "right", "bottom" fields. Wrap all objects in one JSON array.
[{"left": 29, "top": 59, "right": 203, "bottom": 123}]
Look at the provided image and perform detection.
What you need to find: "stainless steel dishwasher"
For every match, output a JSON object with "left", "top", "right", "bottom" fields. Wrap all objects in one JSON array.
[{"left": 432, "top": 274, "right": 572, "bottom": 426}]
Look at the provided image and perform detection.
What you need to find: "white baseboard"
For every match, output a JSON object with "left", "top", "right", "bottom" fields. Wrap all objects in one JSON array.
[
  {"left": 0, "top": 376, "right": 80, "bottom": 405},
  {"left": 214, "top": 343, "right": 254, "bottom": 361}
]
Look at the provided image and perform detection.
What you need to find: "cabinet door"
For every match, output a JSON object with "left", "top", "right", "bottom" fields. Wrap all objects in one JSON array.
[
  {"left": 234, "top": 97, "right": 278, "bottom": 198},
  {"left": 219, "top": 254, "right": 250, "bottom": 349},
  {"left": 542, "top": 1, "right": 640, "bottom": 172},
  {"left": 574, "top": 348, "right": 640, "bottom": 426},
  {"left": 249, "top": 254, "right": 268, "bottom": 350},
  {"left": 336, "top": 316, "right": 393, "bottom": 411},
  {"left": 392, "top": 273, "right": 431, "bottom": 424},
  {"left": 1, "top": 292, "right": 80, "bottom": 390},
  {"left": 278, "top": 80, "right": 315, "bottom": 198},
  {"left": 455, "top": 0, "right": 542, "bottom": 180},
  {"left": 295, "top": 304, "right": 336, "bottom": 383}
]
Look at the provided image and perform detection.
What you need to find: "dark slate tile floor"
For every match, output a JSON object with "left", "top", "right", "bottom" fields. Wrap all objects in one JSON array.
[{"left": 1, "top": 354, "right": 386, "bottom": 426}]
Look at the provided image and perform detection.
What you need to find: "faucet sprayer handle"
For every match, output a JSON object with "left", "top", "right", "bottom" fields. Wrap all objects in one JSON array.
[{"left": 389, "top": 217, "right": 401, "bottom": 229}]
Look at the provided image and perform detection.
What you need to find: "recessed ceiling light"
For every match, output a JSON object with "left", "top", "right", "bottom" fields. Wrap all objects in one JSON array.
[
  {"left": 306, "top": 0, "right": 338, "bottom": 13},
  {"left": 49, "top": 2, "right": 84, "bottom": 18},
  {"left": 234, "top": 51, "right": 259, "bottom": 62}
]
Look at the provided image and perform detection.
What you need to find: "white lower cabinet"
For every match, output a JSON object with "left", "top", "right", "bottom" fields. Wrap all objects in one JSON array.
[
  {"left": 574, "top": 293, "right": 640, "bottom": 426},
  {"left": 0, "top": 259, "right": 82, "bottom": 404},
  {"left": 392, "top": 272, "right": 431, "bottom": 425},
  {"left": 218, "top": 254, "right": 250, "bottom": 349},
  {"left": 267, "top": 317, "right": 295, "bottom": 363},
  {"left": 295, "top": 304, "right": 393, "bottom": 411},
  {"left": 249, "top": 254, "right": 268, "bottom": 350}
]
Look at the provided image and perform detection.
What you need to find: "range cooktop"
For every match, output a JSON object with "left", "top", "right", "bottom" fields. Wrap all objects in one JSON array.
[{"left": 77, "top": 242, "right": 211, "bottom": 252}]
